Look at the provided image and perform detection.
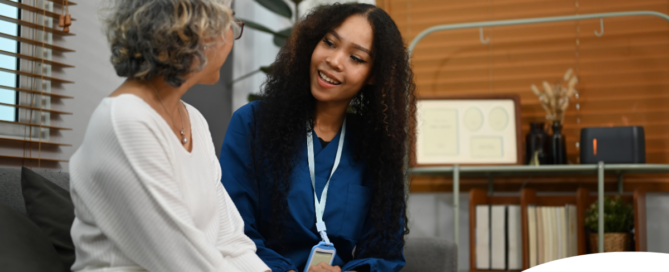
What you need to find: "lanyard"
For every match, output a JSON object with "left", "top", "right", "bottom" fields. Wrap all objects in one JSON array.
[{"left": 307, "top": 118, "right": 346, "bottom": 246}]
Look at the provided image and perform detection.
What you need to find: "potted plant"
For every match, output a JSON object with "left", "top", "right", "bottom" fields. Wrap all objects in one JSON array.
[{"left": 584, "top": 195, "right": 634, "bottom": 252}]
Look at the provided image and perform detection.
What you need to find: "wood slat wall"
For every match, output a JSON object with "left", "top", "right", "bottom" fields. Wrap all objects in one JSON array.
[{"left": 377, "top": 0, "right": 669, "bottom": 190}]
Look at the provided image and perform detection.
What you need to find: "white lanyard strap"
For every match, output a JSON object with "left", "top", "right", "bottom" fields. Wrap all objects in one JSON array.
[{"left": 307, "top": 118, "right": 346, "bottom": 246}]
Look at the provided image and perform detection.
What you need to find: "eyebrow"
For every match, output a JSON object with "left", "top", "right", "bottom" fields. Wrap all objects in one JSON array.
[{"left": 328, "top": 30, "right": 372, "bottom": 56}]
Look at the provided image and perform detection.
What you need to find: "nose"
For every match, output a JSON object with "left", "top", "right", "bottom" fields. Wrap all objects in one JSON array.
[{"left": 325, "top": 50, "right": 345, "bottom": 72}]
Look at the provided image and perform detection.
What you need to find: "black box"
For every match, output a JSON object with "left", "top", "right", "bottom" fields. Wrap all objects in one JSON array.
[{"left": 580, "top": 126, "right": 645, "bottom": 164}]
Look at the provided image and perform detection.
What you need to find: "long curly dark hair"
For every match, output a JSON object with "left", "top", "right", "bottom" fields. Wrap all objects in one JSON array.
[{"left": 251, "top": 3, "right": 416, "bottom": 259}]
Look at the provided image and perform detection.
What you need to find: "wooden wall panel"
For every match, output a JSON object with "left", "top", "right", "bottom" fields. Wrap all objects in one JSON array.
[{"left": 377, "top": 0, "right": 669, "bottom": 190}]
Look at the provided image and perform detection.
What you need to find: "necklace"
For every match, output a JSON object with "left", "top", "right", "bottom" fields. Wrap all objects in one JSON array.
[{"left": 150, "top": 83, "right": 188, "bottom": 144}]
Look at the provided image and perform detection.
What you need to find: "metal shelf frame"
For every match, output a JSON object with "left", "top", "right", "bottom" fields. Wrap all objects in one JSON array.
[
  {"left": 405, "top": 10, "right": 669, "bottom": 254},
  {"left": 407, "top": 11, "right": 669, "bottom": 55},
  {"left": 410, "top": 163, "right": 669, "bottom": 253}
]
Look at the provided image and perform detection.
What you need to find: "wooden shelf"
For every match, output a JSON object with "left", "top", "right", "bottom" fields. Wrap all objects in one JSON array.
[
  {"left": 47, "top": 0, "right": 77, "bottom": 6},
  {"left": 0, "top": 15, "right": 75, "bottom": 36},
  {"left": 0, "top": 33, "right": 74, "bottom": 52},
  {"left": 0, "top": 120, "right": 71, "bottom": 130},
  {"left": 0, "top": 154, "right": 67, "bottom": 162},
  {"left": 520, "top": 188, "right": 646, "bottom": 269},
  {"left": 0, "top": 50, "right": 74, "bottom": 68},
  {"left": 0, "top": 84, "right": 73, "bottom": 99},
  {"left": 0, "top": 102, "right": 72, "bottom": 115},
  {"left": 0, "top": 0, "right": 76, "bottom": 21},
  {"left": 469, "top": 188, "right": 647, "bottom": 271},
  {"left": 0, "top": 67, "right": 74, "bottom": 84},
  {"left": 0, "top": 136, "right": 70, "bottom": 146}
]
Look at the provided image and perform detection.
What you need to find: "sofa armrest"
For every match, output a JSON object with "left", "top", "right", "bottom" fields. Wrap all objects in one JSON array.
[{"left": 404, "top": 237, "right": 457, "bottom": 272}]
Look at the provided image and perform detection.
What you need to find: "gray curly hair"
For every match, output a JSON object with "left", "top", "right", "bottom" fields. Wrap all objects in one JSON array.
[{"left": 103, "top": 0, "right": 235, "bottom": 87}]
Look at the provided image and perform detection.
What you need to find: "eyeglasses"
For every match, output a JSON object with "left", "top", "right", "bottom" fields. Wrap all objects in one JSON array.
[
  {"left": 232, "top": 12, "right": 244, "bottom": 40},
  {"left": 233, "top": 19, "right": 244, "bottom": 40}
]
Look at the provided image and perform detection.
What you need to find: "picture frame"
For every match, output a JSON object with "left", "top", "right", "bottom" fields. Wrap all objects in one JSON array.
[{"left": 412, "top": 94, "right": 523, "bottom": 167}]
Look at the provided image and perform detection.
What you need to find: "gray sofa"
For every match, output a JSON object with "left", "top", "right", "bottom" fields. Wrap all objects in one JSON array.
[{"left": 0, "top": 167, "right": 457, "bottom": 272}]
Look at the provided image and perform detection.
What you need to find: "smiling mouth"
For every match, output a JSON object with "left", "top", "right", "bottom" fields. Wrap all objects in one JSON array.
[{"left": 318, "top": 71, "right": 341, "bottom": 85}]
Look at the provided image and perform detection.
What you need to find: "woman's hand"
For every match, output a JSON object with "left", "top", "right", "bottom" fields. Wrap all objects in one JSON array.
[{"left": 307, "top": 263, "right": 342, "bottom": 272}]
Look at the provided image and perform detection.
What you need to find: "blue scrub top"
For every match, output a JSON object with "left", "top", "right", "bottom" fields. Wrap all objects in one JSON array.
[{"left": 220, "top": 101, "right": 405, "bottom": 272}]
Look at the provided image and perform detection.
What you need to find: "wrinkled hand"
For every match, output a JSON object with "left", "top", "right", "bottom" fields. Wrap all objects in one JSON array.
[{"left": 307, "top": 263, "right": 341, "bottom": 272}]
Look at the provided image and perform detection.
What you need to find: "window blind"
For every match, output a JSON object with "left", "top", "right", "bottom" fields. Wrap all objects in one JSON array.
[{"left": 0, "top": 0, "right": 75, "bottom": 168}]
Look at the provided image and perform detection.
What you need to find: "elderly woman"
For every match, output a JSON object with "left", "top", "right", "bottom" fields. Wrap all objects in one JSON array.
[{"left": 68, "top": 0, "right": 269, "bottom": 271}]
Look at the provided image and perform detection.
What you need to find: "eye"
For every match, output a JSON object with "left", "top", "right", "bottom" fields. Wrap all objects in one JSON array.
[
  {"left": 351, "top": 56, "right": 366, "bottom": 63},
  {"left": 322, "top": 38, "right": 334, "bottom": 47}
]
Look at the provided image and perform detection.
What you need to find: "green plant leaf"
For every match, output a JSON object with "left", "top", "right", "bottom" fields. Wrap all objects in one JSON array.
[
  {"left": 584, "top": 195, "right": 634, "bottom": 233},
  {"left": 239, "top": 19, "right": 279, "bottom": 36},
  {"left": 247, "top": 93, "right": 264, "bottom": 102},
  {"left": 275, "top": 27, "right": 292, "bottom": 38},
  {"left": 273, "top": 27, "right": 292, "bottom": 47},
  {"left": 260, "top": 65, "right": 274, "bottom": 74},
  {"left": 254, "top": 0, "right": 292, "bottom": 19},
  {"left": 273, "top": 36, "right": 286, "bottom": 47}
]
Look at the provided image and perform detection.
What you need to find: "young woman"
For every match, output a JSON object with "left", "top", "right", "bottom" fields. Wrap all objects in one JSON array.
[
  {"left": 69, "top": 0, "right": 269, "bottom": 271},
  {"left": 220, "top": 3, "right": 415, "bottom": 272}
]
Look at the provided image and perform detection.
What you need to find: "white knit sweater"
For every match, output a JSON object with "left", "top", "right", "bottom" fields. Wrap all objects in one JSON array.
[{"left": 69, "top": 94, "right": 269, "bottom": 272}]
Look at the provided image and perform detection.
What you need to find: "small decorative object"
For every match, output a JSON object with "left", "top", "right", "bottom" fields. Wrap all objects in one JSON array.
[
  {"left": 525, "top": 122, "right": 551, "bottom": 165},
  {"left": 531, "top": 69, "right": 578, "bottom": 164},
  {"left": 550, "top": 121, "right": 567, "bottom": 164},
  {"left": 584, "top": 196, "right": 634, "bottom": 252},
  {"left": 530, "top": 68, "right": 578, "bottom": 123}
]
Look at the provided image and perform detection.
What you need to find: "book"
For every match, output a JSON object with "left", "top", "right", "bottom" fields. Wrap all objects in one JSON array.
[
  {"left": 476, "top": 205, "right": 490, "bottom": 270},
  {"left": 553, "top": 207, "right": 567, "bottom": 260},
  {"left": 566, "top": 204, "right": 577, "bottom": 257},
  {"left": 490, "top": 205, "right": 507, "bottom": 270},
  {"left": 528, "top": 205, "right": 537, "bottom": 268},
  {"left": 507, "top": 205, "right": 522, "bottom": 270},
  {"left": 545, "top": 207, "right": 554, "bottom": 263},
  {"left": 555, "top": 207, "right": 565, "bottom": 260},
  {"left": 536, "top": 206, "right": 544, "bottom": 265},
  {"left": 559, "top": 207, "right": 568, "bottom": 259}
]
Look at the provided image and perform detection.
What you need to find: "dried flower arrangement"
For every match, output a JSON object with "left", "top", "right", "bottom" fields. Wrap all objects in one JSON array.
[{"left": 530, "top": 68, "right": 579, "bottom": 123}]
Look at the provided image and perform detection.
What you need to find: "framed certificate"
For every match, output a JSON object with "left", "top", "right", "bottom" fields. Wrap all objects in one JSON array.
[{"left": 412, "top": 94, "right": 522, "bottom": 166}]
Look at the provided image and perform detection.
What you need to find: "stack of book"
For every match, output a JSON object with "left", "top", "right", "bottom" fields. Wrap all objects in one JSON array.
[
  {"left": 526, "top": 205, "right": 578, "bottom": 268},
  {"left": 475, "top": 205, "right": 523, "bottom": 270}
]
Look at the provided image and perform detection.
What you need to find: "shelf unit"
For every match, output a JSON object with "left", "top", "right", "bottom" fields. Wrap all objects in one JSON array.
[
  {"left": 469, "top": 188, "right": 646, "bottom": 271},
  {"left": 410, "top": 163, "right": 669, "bottom": 253}
]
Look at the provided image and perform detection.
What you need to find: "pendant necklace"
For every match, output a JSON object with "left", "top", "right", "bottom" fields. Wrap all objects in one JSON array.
[{"left": 150, "top": 83, "right": 188, "bottom": 144}]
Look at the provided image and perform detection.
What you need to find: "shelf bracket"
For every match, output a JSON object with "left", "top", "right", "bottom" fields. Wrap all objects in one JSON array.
[{"left": 598, "top": 161, "right": 605, "bottom": 253}]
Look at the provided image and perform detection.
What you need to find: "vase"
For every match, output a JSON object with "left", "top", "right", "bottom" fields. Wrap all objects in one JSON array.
[
  {"left": 551, "top": 121, "right": 567, "bottom": 164},
  {"left": 525, "top": 122, "right": 551, "bottom": 164},
  {"left": 589, "top": 233, "right": 631, "bottom": 252}
]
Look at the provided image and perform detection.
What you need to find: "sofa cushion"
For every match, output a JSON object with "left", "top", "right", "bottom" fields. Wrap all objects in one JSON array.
[
  {"left": 21, "top": 167, "right": 75, "bottom": 271},
  {"left": 0, "top": 168, "right": 25, "bottom": 214},
  {"left": 0, "top": 202, "right": 65, "bottom": 272},
  {"left": 403, "top": 237, "right": 457, "bottom": 272}
]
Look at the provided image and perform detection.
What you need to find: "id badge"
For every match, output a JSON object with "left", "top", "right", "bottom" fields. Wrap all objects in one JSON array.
[{"left": 304, "top": 241, "right": 336, "bottom": 271}]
